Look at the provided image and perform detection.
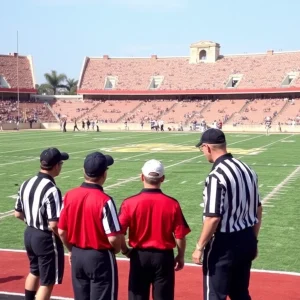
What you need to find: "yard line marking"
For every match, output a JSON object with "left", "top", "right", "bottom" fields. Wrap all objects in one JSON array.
[
  {"left": 9, "top": 174, "right": 18, "bottom": 177},
  {"left": 198, "top": 181, "right": 204, "bottom": 185},
  {"left": 118, "top": 138, "right": 198, "bottom": 161},
  {"left": 0, "top": 133, "right": 152, "bottom": 155},
  {"left": 268, "top": 163, "right": 271, "bottom": 166},
  {"left": 0, "top": 134, "right": 264, "bottom": 220},
  {"left": 62, "top": 176, "right": 70, "bottom": 179},
  {"left": 0, "top": 211, "right": 15, "bottom": 219},
  {"left": 105, "top": 135, "right": 262, "bottom": 191},
  {"left": 180, "top": 181, "right": 187, "bottom": 184},
  {"left": 252, "top": 163, "right": 256, "bottom": 165},
  {"left": 78, "top": 177, "right": 84, "bottom": 179},
  {"left": 4, "top": 135, "right": 186, "bottom": 174},
  {"left": 0, "top": 158, "right": 38, "bottom": 167},
  {"left": 259, "top": 184, "right": 264, "bottom": 188},
  {"left": 263, "top": 204, "right": 274, "bottom": 207},
  {"left": 262, "top": 166, "right": 300, "bottom": 205},
  {"left": 164, "top": 180, "right": 170, "bottom": 183},
  {"left": 0, "top": 210, "right": 14, "bottom": 215}
]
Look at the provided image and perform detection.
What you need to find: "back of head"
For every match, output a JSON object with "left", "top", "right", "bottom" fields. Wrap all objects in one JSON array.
[
  {"left": 84, "top": 151, "right": 114, "bottom": 183},
  {"left": 141, "top": 159, "right": 165, "bottom": 186},
  {"left": 40, "top": 147, "right": 69, "bottom": 174},
  {"left": 195, "top": 128, "right": 226, "bottom": 149}
]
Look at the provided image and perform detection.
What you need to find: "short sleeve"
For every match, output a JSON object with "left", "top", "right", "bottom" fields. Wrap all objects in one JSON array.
[
  {"left": 58, "top": 194, "right": 68, "bottom": 230},
  {"left": 118, "top": 200, "right": 130, "bottom": 235},
  {"left": 203, "top": 175, "right": 225, "bottom": 217},
  {"left": 14, "top": 186, "right": 23, "bottom": 212},
  {"left": 102, "top": 198, "right": 121, "bottom": 237},
  {"left": 46, "top": 187, "right": 63, "bottom": 222},
  {"left": 173, "top": 204, "right": 191, "bottom": 239}
]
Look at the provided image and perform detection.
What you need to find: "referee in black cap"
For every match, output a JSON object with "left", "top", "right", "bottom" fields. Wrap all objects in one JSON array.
[
  {"left": 192, "top": 129, "right": 263, "bottom": 300},
  {"left": 14, "top": 147, "right": 69, "bottom": 300}
]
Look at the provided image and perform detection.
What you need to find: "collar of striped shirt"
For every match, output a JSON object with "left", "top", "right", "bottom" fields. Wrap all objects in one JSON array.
[
  {"left": 81, "top": 182, "right": 104, "bottom": 191},
  {"left": 212, "top": 153, "right": 233, "bottom": 170},
  {"left": 37, "top": 172, "right": 55, "bottom": 184}
]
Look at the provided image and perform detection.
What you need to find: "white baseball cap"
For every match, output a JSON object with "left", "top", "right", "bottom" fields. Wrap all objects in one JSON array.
[{"left": 142, "top": 159, "right": 165, "bottom": 178}]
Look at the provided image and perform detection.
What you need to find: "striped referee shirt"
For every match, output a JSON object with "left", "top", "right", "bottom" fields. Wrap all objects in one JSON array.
[
  {"left": 203, "top": 153, "right": 261, "bottom": 233},
  {"left": 15, "top": 172, "right": 63, "bottom": 231}
]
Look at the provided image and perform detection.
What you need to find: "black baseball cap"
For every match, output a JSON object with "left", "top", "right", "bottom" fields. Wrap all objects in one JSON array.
[
  {"left": 195, "top": 128, "right": 226, "bottom": 147},
  {"left": 84, "top": 152, "right": 114, "bottom": 177},
  {"left": 40, "top": 147, "right": 69, "bottom": 169}
]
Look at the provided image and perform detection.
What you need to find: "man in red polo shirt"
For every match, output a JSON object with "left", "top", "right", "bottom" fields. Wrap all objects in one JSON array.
[
  {"left": 119, "top": 159, "right": 191, "bottom": 300},
  {"left": 58, "top": 152, "right": 123, "bottom": 300}
]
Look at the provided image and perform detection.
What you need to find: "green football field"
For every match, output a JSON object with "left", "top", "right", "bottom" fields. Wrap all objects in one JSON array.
[{"left": 0, "top": 130, "right": 299, "bottom": 273}]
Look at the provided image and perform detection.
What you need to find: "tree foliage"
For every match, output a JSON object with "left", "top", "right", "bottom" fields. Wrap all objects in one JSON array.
[{"left": 37, "top": 71, "right": 78, "bottom": 95}]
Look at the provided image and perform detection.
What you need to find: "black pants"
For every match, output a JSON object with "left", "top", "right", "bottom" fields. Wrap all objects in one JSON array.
[
  {"left": 24, "top": 226, "right": 64, "bottom": 286},
  {"left": 129, "top": 248, "right": 174, "bottom": 300},
  {"left": 203, "top": 227, "right": 257, "bottom": 300},
  {"left": 71, "top": 246, "right": 118, "bottom": 300}
]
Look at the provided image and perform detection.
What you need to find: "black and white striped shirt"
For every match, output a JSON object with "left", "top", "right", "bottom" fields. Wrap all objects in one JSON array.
[
  {"left": 15, "top": 172, "right": 63, "bottom": 231},
  {"left": 203, "top": 153, "right": 261, "bottom": 233}
]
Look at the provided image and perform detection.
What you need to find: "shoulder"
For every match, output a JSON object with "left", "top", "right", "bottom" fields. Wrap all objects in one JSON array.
[
  {"left": 122, "top": 192, "right": 143, "bottom": 203},
  {"left": 160, "top": 192, "right": 180, "bottom": 204}
]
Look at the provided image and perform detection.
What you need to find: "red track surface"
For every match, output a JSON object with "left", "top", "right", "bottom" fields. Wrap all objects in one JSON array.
[{"left": 0, "top": 251, "right": 299, "bottom": 300}]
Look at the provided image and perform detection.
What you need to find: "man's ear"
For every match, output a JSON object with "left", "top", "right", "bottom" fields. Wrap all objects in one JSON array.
[
  {"left": 141, "top": 174, "right": 145, "bottom": 182},
  {"left": 160, "top": 175, "right": 165, "bottom": 183}
]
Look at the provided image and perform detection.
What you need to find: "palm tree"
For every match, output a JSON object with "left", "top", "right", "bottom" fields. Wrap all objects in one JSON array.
[
  {"left": 65, "top": 78, "right": 78, "bottom": 95},
  {"left": 44, "top": 70, "right": 67, "bottom": 95},
  {"left": 35, "top": 83, "right": 53, "bottom": 95}
]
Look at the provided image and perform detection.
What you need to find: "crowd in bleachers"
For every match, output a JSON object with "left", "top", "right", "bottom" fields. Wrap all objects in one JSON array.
[
  {"left": 0, "top": 99, "right": 55, "bottom": 123},
  {"left": 79, "top": 52, "right": 300, "bottom": 92},
  {"left": 1, "top": 97, "right": 300, "bottom": 127}
]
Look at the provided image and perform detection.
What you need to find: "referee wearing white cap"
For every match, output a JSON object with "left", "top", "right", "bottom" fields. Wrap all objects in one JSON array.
[
  {"left": 118, "top": 159, "right": 191, "bottom": 300},
  {"left": 192, "top": 128, "right": 262, "bottom": 300}
]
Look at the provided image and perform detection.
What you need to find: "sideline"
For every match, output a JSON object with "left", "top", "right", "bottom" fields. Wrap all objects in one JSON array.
[{"left": 0, "top": 249, "right": 299, "bottom": 277}]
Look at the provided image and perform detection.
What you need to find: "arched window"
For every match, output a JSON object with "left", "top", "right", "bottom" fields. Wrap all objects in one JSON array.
[{"left": 199, "top": 50, "right": 207, "bottom": 61}]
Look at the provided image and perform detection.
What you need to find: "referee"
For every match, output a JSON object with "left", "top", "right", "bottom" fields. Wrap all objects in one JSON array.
[
  {"left": 119, "top": 159, "right": 191, "bottom": 300},
  {"left": 192, "top": 128, "right": 263, "bottom": 300},
  {"left": 58, "top": 151, "right": 123, "bottom": 300},
  {"left": 14, "top": 147, "right": 69, "bottom": 300}
]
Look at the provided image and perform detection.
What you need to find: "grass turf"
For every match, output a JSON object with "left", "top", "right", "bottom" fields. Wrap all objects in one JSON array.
[{"left": 0, "top": 130, "right": 299, "bottom": 272}]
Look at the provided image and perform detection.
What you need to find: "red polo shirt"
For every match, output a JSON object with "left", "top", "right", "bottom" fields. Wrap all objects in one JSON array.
[
  {"left": 119, "top": 188, "right": 191, "bottom": 250},
  {"left": 58, "top": 182, "right": 121, "bottom": 250}
]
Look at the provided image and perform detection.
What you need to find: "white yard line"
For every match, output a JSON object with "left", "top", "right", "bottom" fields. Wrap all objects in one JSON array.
[
  {"left": 0, "top": 134, "right": 265, "bottom": 218},
  {"left": 262, "top": 166, "right": 300, "bottom": 205},
  {"left": 0, "top": 133, "right": 151, "bottom": 155},
  {"left": 0, "top": 134, "right": 187, "bottom": 167},
  {"left": 0, "top": 210, "right": 14, "bottom": 215},
  {"left": 105, "top": 135, "right": 262, "bottom": 190}
]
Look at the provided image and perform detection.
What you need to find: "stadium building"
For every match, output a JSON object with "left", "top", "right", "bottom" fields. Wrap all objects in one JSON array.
[{"left": 0, "top": 41, "right": 300, "bottom": 131}]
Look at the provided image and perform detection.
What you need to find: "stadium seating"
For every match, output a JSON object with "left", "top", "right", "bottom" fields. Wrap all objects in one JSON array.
[
  {"left": 0, "top": 54, "right": 35, "bottom": 90},
  {"left": 79, "top": 52, "right": 300, "bottom": 92}
]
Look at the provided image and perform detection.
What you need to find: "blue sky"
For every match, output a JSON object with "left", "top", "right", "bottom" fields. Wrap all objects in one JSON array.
[{"left": 2, "top": 0, "right": 300, "bottom": 84}]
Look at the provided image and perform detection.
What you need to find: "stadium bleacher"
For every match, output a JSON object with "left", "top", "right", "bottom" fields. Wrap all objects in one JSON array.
[{"left": 1, "top": 41, "right": 300, "bottom": 129}]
